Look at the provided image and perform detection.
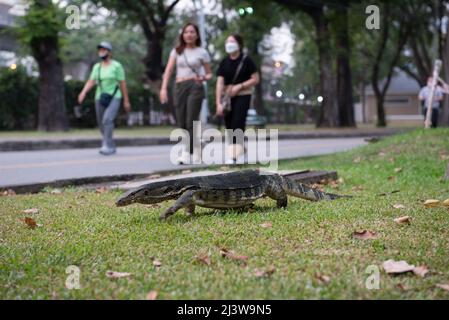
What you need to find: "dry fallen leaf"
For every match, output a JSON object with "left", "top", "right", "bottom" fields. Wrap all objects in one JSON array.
[
  {"left": 436, "top": 283, "right": 449, "bottom": 291},
  {"left": 443, "top": 199, "right": 449, "bottom": 207},
  {"left": 352, "top": 230, "right": 378, "bottom": 240},
  {"left": 105, "top": 271, "right": 132, "bottom": 279},
  {"left": 152, "top": 259, "right": 162, "bottom": 268},
  {"left": 424, "top": 199, "right": 440, "bottom": 208},
  {"left": 23, "top": 208, "right": 39, "bottom": 215},
  {"left": 220, "top": 248, "right": 248, "bottom": 263},
  {"left": 254, "top": 266, "right": 276, "bottom": 278},
  {"left": 260, "top": 222, "right": 273, "bottom": 229},
  {"left": 195, "top": 254, "right": 211, "bottom": 266},
  {"left": 382, "top": 259, "right": 415, "bottom": 274},
  {"left": 315, "top": 272, "right": 331, "bottom": 284},
  {"left": 352, "top": 185, "right": 364, "bottom": 192},
  {"left": 392, "top": 204, "right": 405, "bottom": 209},
  {"left": 412, "top": 265, "right": 429, "bottom": 278},
  {"left": 146, "top": 290, "right": 158, "bottom": 300},
  {"left": 24, "top": 217, "right": 38, "bottom": 229},
  {"left": 394, "top": 216, "right": 411, "bottom": 224},
  {"left": 394, "top": 167, "right": 403, "bottom": 173}
]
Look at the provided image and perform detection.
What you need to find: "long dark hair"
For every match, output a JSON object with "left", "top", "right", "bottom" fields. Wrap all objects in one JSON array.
[
  {"left": 175, "top": 23, "right": 201, "bottom": 55},
  {"left": 229, "top": 34, "right": 244, "bottom": 51}
]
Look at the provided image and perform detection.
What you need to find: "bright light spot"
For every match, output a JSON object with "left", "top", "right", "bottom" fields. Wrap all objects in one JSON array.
[
  {"left": 10, "top": 64, "right": 17, "bottom": 70},
  {"left": 246, "top": 7, "right": 254, "bottom": 14},
  {"left": 299, "top": 93, "right": 305, "bottom": 100},
  {"left": 274, "top": 61, "right": 282, "bottom": 68},
  {"left": 317, "top": 96, "right": 324, "bottom": 103},
  {"left": 276, "top": 90, "right": 283, "bottom": 98},
  {"left": 238, "top": 8, "right": 245, "bottom": 15}
]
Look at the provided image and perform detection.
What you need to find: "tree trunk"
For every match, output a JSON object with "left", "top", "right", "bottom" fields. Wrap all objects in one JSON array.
[
  {"left": 32, "top": 37, "right": 68, "bottom": 132},
  {"left": 313, "top": 12, "right": 339, "bottom": 127},
  {"left": 142, "top": 27, "right": 164, "bottom": 95},
  {"left": 375, "top": 94, "right": 386, "bottom": 127},
  {"left": 335, "top": 2, "right": 355, "bottom": 127}
]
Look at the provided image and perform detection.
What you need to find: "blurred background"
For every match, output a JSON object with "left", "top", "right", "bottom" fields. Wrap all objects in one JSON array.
[{"left": 0, "top": 0, "right": 448, "bottom": 132}]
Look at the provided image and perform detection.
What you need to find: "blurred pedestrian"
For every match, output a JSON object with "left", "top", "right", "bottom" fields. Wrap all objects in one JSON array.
[
  {"left": 78, "top": 41, "right": 131, "bottom": 155},
  {"left": 215, "top": 34, "right": 259, "bottom": 164},
  {"left": 419, "top": 77, "right": 444, "bottom": 128},
  {"left": 160, "top": 23, "right": 212, "bottom": 165}
]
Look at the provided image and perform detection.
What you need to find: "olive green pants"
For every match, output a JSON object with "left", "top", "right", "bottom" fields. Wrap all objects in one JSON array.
[{"left": 174, "top": 80, "right": 205, "bottom": 154}]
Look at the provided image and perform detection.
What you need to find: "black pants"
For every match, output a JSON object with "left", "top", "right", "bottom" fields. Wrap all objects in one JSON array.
[
  {"left": 174, "top": 80, "right": 205, "bottom": 153},
  {"left": 423, "top": 108, "right": 439, "bottom": 128},
  {"left": 225, "top": 95, "right": 251, "bottom": 144}
]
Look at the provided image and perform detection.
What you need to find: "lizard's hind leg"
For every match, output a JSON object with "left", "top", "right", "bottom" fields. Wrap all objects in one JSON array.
[{"left": 160, "top": 190, "right": 197, "bottom": 221}]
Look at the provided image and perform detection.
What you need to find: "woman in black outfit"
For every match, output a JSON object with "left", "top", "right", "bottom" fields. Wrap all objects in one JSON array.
[{"left": 215, "top": 34, "right": 260, "bottom": 164}]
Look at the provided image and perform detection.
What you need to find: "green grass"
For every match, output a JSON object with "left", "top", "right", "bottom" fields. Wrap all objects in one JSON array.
[{"left": 1, "top": 129, "right": 448, "bottom": 299}]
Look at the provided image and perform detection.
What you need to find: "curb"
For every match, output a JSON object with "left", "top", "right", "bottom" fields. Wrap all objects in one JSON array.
[{"left": 0, "top": 129, "right": 406, "bottom": 152}]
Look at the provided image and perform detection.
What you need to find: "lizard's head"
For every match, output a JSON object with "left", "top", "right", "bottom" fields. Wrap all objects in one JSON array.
[{"left": 115, "top": 182, "right": 185, "bottom": 207}]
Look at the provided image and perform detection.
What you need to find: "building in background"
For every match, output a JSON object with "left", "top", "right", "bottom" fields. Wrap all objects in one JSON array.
[{"left": 361, "top": 70, "right": 422, "bottom": 125}]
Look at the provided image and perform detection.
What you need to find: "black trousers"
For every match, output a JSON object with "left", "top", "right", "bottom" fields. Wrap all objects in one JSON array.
[
  {"left": 225, "top": 95, "right": 251, "bottom": 144},
  {"left": 423, "top": 108, "right": 439, "bottom": 128},
  {"left": 174, "top": 80, "right": 205, "bottom": 153}
]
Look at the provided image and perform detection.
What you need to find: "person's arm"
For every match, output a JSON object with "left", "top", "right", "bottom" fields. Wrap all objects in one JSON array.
[
  {"left": 198, "top": 62, "right": 213, "bottom": 82},
  {"left": 160, "top": 55, "right": 176, "bottom": 104},
  {"left": 78, "top": 79, "right": 96, "bottom": 104},
  {"left": 215, "top": 76, "right": 225, "bottom": 116},
  {"left": 120, "top": 80, "right": 131, "bottom": 112},
  {"left": 230, "top": 72, "right": 260, "bottom": 97}
]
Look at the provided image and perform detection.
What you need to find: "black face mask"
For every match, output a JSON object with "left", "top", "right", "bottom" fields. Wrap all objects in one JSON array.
[{"left": 99, "top": 53, "right": 109, "bottom": 61}]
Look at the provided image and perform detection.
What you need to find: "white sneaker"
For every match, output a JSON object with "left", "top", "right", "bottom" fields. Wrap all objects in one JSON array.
[
  {"left": 235, "top": 154, "right": 246, "bottom": 164},
  {"left": 225, "top": 158, "right": 236, "bottom": 165}
]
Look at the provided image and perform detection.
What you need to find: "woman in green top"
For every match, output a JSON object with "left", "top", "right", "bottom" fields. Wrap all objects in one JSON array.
[{"left": 78, "top": 41, "right": 131, "bottom": 155}]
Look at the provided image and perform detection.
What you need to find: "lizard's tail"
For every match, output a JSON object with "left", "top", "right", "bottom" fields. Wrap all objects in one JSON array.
[{"left": 280, "top": 176, "right": 346, "bottom": 201}]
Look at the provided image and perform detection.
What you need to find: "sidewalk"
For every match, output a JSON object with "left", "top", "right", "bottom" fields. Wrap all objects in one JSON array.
[{"left": 0, "top": 127, "right": 410, "bottom": 152}]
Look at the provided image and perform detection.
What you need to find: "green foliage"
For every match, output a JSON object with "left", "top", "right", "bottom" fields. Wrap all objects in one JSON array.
[
  {"left": 0, "top": 67, "right": 39, "bottom": 130},
  {"left": 17, "top": 0, "right": 64, "bottom": 46}
]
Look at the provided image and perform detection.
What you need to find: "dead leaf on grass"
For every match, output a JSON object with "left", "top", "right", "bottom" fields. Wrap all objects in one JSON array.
[
  {"left": 436, "top": 283, "right": 449, "bottom": 291},
  {"left": 392, "top": 204, "right": 405, "bottom": 209},
  {"left": 394, "top": 216, "right": 411, "bottom": 224},
  {"left": 412, "top": 265, "right": 429, "bottom": 278},
  {"left": 105, "top": 271, "right": 132, "bottom": 279},
  {"left": 315, "top": 272, "right": 331, "bottom": 284},
  {"left": 443, "top": 199, "right": 449, "bottom": 207},
  {"left": 24, "top": 217, "right": 39, "bottom": 229},
  {"left": 424, "top": 199, "right": 440, "bottom": 208},
  {"left": 352, "top": 230, "right": 378, "bottom": 240},
  {"left": 260, "top": 222, "right": 273, "bottom": 229},
  {"left": 394, "top": 167, "right": 402, "bottom": 173},
  {"left": 254, "top": 266, "right": 276, "bottom": 278},
  {"left": 152, "top": 259, "right": 162, "bottom": 268},
  {"left": 220, "top": 248, "right": 248, "bottom": 263},
  {"left": 195, "top": 254, "right": 211, "bottom": 266},
  {"left": 382, "top": 259, "right": 415, "bottom": 274},
  {"left": 23, "top": 208, "right": 39, "bottom": 214},
  {"left": 146, "top": 290, "right": 158, "bottom": 300}
]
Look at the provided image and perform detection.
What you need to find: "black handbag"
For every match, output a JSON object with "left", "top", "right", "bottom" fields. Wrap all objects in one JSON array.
[
  {"left": 220, "top": 55, "right": 247, "bottom": 115},
  {"left": 98, "top": 63, "right": 119, "bottom": 108}
]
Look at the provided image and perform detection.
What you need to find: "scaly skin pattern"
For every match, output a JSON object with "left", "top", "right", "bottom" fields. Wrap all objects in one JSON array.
[{"left": 115, "top": 170, "right": 344, "bottom": 221}]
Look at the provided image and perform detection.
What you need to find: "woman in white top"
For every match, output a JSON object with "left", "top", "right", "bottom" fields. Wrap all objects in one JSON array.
[{"left": 160, "top": 23, "right": 212, "bottom": 164}]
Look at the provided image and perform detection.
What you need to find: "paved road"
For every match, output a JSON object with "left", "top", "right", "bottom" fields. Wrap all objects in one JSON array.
[{"left": 0, "top": 138, "right": 366, "bottom": 187}]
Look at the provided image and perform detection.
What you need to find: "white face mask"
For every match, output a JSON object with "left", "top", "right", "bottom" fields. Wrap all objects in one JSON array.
[{"left": 225, "top": 42, "right": 239, "bottom": 54}]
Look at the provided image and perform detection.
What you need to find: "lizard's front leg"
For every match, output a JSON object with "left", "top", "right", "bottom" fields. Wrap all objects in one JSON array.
[{"left": 160, "top": 190, "right": 197, "bottom": 221}]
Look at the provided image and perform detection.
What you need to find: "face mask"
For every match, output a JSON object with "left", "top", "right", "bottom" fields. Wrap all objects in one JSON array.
[
  {"left": 225, "top": 42, "right": 239, "bottom": 54},
  {"left": 99, "top": 52, "right": 109, "bottom": 61}
]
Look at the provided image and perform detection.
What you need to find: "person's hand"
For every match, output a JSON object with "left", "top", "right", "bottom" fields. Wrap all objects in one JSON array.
[
  {"left": 216, "top": 103, "right": 224, "bottom": 117},
  {"left": 78, "top": 92, "right": 86, "bottom": 105},
  {"left": 124, "top": 100, "right": 131, "bottom": 113},
  {"left": 159, "top": 89, "right": 168, "bottom": 104},
  {"left": 194, "top": 75, "right": 205, "bottom": 83},
  {"left": 229, "top": 84, "right": 241, "bottom": 97}
]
